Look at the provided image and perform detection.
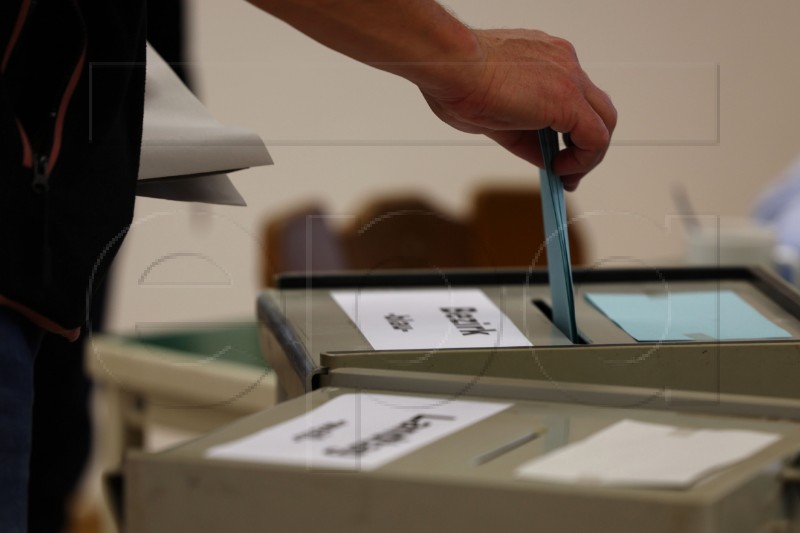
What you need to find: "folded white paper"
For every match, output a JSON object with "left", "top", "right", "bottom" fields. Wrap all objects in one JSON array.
[
  {"left": 136, "top": 173, "right": 246, "bottom": 206},
  {"left": 515, "top": 419, "right": 780, "bottom": 489},
  {"left": 330, "top": 289, "right": 533, "bottom": 351},
  {"left": 137, "top": 45, "right": 272, "bottom": 203},
  {"left": 207, "top": 393, "right": 511, "bottom": 470}
]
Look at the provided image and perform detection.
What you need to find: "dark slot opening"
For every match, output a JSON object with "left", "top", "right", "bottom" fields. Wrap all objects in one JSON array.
[
  {"left": 532, "top": 299, "right": 588, "bottom": 344},
  {"left": 533, "top": 299, "right": 553, "bottom": 321},
  {"left": 474, "top": 431, "right": 541, "bottom": 466}
]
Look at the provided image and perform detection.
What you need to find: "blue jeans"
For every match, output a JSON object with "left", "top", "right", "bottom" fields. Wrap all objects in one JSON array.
[{"left": 0, "top": 307, "right": 42, "bottom": 533}]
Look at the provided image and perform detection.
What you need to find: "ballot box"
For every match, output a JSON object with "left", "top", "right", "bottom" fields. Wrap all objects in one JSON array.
[
  {"left": 125, "top": 386, "right": 800, "bottom": 533},
  {"left": 257, "top": 267, "right": 800, "bottom": 402}
]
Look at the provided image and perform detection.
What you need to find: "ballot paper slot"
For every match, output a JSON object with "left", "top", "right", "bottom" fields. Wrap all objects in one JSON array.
[
  {"left": 473, "top": 431, "right": 541, "bottom": 466},
  {"left": 532, "top": 299, "right": 589, "bottom": 344}
]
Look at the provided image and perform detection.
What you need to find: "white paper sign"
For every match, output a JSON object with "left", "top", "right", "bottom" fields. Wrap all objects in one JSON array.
[
  {"left": 515, "top": 419, "right": 781, "bottom": 489},
  {"left": 207, "top": 393, "right": 511, "bottom": 471},
  {"left": 330, "top": 289, "right": 532, "bottom": 350}
]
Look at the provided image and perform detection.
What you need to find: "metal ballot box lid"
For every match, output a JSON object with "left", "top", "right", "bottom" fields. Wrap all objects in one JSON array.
[
  {"left": 257, "top": 267, "right": 800, "bottom": 401},
  {"left": 126, "top": 387, "right": 800, "bottom": 533}
]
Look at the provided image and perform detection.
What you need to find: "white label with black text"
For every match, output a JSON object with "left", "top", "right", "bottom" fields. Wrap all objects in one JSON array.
[
  {"left": 207, "top": 393, "right": 511, "bottom": 470},
  {"left": 330, "top": 289, "right": 532, "bottom": 350}
]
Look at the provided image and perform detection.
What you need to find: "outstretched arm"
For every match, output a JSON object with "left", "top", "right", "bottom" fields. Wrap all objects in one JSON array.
[{"left": 247, "top": 0, "right": 616, "bottom": 189}]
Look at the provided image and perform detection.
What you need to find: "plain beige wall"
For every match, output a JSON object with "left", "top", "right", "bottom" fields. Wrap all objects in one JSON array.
[{"left": 105, "top": 0, "right": 800, "bottom": 332}]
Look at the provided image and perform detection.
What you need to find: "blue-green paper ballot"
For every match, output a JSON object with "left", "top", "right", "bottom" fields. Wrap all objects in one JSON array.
[
  {"left": 585, "top": 290, "right": 792, "bottom": 342},
  {"left": 538, "top": 128, "right": 579, "bottom": 343}
]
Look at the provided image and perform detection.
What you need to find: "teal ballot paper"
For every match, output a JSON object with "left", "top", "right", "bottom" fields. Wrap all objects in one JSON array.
[
  {"left": 538, "top": 128, "right": 579, "bottom": 343},
  {"left": 585, "top": 290, "right": 792, "bottom": 342}
]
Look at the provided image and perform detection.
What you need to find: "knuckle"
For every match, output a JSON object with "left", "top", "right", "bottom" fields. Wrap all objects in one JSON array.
[
  {"left": 594, "top": 127, "right": 611, "bottom": 149},
  {"left": 608, "top": 105, "right": 619, "bottom": 131},
  {"left": 449, "top": 95, "right": 487, "bottom": 124},
  {"left": 552, "top": 37, "right": 575, "bottom": 54}
]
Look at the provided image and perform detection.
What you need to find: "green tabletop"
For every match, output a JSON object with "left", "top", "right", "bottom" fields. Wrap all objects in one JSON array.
[{"left": 122, "top": 322, "right": 266, "bottom": 370}]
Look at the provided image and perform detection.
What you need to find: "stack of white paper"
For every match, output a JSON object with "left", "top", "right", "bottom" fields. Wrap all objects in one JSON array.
[{"left": 515, "top": 419, "right": 780, "bottom": 489}]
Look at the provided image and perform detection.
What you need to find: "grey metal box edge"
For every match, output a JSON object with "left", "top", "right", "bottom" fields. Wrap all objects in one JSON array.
[
  {"left": 315, "top": 342, "right": 800, "bottom": 401},
  {"left": 125, "top": 456, "right": 728, "bottom": 533},
  {"left": 321, "top": 367, "right": 800, "bottom": 422}
]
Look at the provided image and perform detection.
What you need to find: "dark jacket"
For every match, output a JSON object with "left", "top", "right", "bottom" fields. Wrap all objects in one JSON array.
[{"left": 0, "top": 0, "right": 146, "bottom": 338}]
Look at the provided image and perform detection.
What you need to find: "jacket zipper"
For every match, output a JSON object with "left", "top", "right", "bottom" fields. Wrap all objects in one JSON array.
[
  {"left": 3, "top": 0, "right": 87, "bottom": 181},
  {"left": 33, "top": 153, "right": 51, "bottom": 282},
  {"left": 3, "top": 0, "right": 88, "bottom": 283},
  {"left": 32, "top": 153, "right": 48, "bottom": 192},
  {"left": 1, "top": 0, "right": 33, "bottom": 74}
]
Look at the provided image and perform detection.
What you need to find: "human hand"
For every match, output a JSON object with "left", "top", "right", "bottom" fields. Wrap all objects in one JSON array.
[{"left": 420, "top": 29, "right": 617, "bottom": 191}]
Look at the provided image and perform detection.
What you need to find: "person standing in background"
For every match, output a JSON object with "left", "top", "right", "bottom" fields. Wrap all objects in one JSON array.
[
  {"left": 755, "top": 156, "right": 800, "bottom": 286},
  {"left": 25, "top": 3, "right": 192, "bottom": 532}
]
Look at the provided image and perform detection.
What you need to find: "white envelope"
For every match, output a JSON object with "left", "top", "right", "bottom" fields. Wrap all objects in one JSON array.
[{"left": 137, "top": 44, "right": 272, "bottom": 204}]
